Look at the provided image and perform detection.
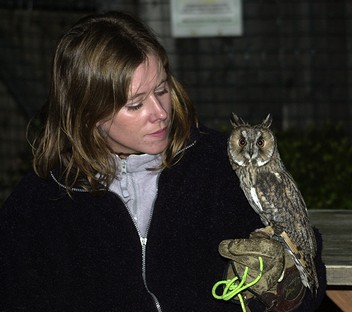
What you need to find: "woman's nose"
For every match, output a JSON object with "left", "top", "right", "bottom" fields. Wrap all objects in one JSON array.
[{"left": 149, "top": 95, "right": 168, "bottom": 120}]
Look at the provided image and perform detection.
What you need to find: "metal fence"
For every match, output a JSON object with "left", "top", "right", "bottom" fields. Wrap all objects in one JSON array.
[{"left": 1, "top": 0, "right": 351, "bottom": 203}]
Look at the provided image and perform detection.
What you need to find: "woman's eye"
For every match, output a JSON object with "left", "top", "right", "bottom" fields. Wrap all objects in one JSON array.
[
  {"left": 126, "top": 103, "right": 143, "bottom": 111},
  {"left": 155, "top": 88, "right": 168, "bottom": 97}
]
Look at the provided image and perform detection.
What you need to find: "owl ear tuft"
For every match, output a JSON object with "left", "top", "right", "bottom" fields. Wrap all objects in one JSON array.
[
  {"left": 230, "top": 113, "right": 245, "bottom": 127},
  {"left": 262, "top": 114, "right": 272, "bottom": 128}
]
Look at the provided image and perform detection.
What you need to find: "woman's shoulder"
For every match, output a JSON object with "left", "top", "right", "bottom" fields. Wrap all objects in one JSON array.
[
  {"left": 189, "top": 124, "right": 229, "bottom": 160},
  {"left": 196, "top": 124, "right": 228, "bottom": 145},
  {"left": 192, "top": 125, "right": 228, "bottom": 152},
  {"left": 5, "top": 170, "right": 51, "bottom": 198},
  {"left": 174, "top": 125, "right": 235, "bottom": 180},
  {"left": 1, "top": 171, "right": 51, "bottom": 213}
]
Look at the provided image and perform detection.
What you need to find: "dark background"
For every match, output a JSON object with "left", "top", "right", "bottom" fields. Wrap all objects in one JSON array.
[{"left": 1, "top": 1, "right": 351, "bottom": 203}]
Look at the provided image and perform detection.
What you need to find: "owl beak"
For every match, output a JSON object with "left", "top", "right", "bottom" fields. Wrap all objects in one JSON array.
[{"left": 246, "top": 151, "right": 254, "bottom": 160}]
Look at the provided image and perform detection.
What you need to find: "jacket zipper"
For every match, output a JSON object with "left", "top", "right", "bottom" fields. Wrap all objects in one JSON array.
[
  {"left": 140, "top": 237, "right": 162, "bottom": 312},
  {"left": 120, "top": 159, "right": 163, "bottom": 312}
]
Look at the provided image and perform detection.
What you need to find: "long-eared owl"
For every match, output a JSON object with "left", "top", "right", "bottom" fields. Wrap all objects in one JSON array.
[{"left": 227, "top": 113, "right": 319, "bottom": 294}]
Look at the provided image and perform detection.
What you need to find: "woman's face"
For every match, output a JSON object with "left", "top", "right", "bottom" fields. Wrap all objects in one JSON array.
[{"left": 99, "top": 55, "right": 172, "bottom": 155}]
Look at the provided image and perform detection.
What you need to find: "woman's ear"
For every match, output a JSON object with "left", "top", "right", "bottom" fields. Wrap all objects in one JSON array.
[
  {"left": 96, "top": 118, "right": 108, "bottom": 128},
  {"left": 96, "top": 119, "right": 112, "bottom": 136}
]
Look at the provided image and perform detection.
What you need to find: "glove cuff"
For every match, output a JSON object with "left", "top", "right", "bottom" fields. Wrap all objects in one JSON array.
[{"left": 224, "top": 249, "right": 306, "bottom": 312}]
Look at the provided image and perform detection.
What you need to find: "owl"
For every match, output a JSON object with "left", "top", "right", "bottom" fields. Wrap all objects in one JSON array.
[{"left": 227, "top": 113, "right": 319, "bottom": 294}]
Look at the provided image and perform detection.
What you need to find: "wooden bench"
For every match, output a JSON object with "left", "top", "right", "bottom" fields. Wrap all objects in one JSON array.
[{"left": 309, "top": 209, "right": 352, "bottom": 311}]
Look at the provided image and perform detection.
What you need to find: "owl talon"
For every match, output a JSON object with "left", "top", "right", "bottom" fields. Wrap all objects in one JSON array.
[{"left": 253, "top": 226, "right": 275, "bottom": 238}]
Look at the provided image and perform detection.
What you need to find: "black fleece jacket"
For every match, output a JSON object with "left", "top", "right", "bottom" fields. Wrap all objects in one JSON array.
[{"left": 0, "top": 126, "right": 325, "bottom": 311}]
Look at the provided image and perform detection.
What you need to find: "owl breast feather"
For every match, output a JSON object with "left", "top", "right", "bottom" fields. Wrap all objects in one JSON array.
[{"left": 236, "top": 165, "right": 276, "bottom": 227}]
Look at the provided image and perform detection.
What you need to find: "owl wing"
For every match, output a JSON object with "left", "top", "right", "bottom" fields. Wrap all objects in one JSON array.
[
  {"left": 254, "top": 169, "right": 316, "bottom": 255},
  {"left": 253, "top": 169, "right": 318, "bottom": 292},
  {"left": 255, "top": 171, "right": 318, "bottom": 292}
]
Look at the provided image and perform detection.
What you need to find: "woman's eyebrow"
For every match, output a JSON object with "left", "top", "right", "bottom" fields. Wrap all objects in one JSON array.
[
  {"left": 156, "top": 78, "right": 167, "bottom": 88},
  {"left": 129, "top": 78, "right": 168, "bottom": 100}
]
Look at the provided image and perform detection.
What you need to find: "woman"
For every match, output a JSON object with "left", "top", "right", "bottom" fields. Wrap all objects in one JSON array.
[{"left": 0, "top": 11, "right": 325, "bottom": 311}]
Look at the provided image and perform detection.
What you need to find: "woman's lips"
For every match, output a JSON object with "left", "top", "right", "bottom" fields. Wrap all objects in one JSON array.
[{"left": 149, "top": 127, "right": 168, "bottom": 138}]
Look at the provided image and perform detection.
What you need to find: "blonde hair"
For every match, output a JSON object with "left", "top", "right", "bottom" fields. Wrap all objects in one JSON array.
[{"left": 31, "top": 11, "right": 197, "bottom": 193}]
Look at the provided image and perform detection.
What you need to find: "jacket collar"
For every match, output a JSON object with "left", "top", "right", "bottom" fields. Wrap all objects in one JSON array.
[{"left": 114, "top": 153, "right": 162, "bottom": 174}]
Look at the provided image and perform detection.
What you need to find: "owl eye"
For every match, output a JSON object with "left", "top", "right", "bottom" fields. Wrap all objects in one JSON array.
[
  {"left": 256, "top": 138, "right": 265, "bottom": 147},
  {"left": 239, "top": 138, "right": 247, "bottom": 147}
]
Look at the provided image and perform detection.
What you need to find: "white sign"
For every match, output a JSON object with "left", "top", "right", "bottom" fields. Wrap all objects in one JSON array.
[{"left": 171, "top": 0, "right": 243, "bottom": 38}]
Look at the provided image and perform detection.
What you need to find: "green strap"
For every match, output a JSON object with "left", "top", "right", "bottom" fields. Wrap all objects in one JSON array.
[{"left": 212, "top": 256, "right": 264, "bottom": 312}]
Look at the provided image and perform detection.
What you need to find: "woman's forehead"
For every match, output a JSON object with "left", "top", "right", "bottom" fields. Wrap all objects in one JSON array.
[{"left": 129, "top": 55, "right": 166, "bottom": 96}]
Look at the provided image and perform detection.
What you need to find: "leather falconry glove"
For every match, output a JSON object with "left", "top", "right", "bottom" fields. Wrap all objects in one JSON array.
[{"left": 216, "top": 231, "right": 306, "bottom": 312}]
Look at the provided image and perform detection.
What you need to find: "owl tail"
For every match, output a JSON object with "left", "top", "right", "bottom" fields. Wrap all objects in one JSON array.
[{"left": 280, "top": 231, "right": 319, "bottom": 296}]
